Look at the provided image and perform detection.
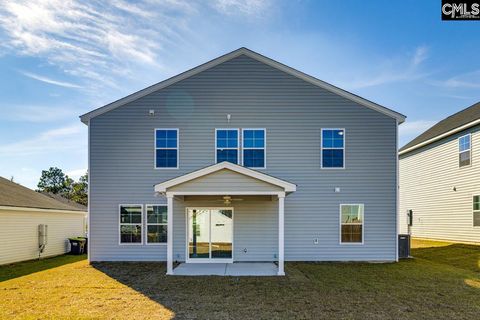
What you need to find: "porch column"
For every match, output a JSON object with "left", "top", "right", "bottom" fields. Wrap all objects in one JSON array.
[
  {"left": 166, "top": 193, "right": 173, "bottom": 275},
  {"left": 278, "top": 192, "right": 285, "bottom": 276}
]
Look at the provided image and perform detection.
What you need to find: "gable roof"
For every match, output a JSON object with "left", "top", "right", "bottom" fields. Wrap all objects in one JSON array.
[
  {"left": 154, "top": 161, "right": 296, "bottom": 193},
  {"left": 0, "top": 177, "right": 87, "bottom": 212},
  {"left": 80, "top": 47, "right": 406, "bottom": 125},
  {"left": 399, "top": 101, "right": 480, "bottom": 155}
]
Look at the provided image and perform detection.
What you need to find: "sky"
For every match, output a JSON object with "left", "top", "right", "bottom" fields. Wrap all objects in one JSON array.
[{"left": 0, "top": 0, "right": 479, "bottom": 189}]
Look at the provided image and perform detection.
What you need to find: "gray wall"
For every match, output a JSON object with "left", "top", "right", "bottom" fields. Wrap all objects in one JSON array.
[
  {"left": 89, "top": 54, "right": 398, "bottom": 262},
  {"left": 399, "top": 125, "right": 480, "bottom": 243}
]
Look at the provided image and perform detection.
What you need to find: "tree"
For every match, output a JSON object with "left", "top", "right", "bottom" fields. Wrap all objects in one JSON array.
[
  {"left": 69, "top": 172, "right": 88, "bottom": 206},
  {"left": 37, "top": 167, "right": 69, "bottom": 194}
]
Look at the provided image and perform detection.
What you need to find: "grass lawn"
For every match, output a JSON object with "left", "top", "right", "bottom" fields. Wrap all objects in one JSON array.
[{"left": 0, "top": 239, "right": 479, "bottom": 320}]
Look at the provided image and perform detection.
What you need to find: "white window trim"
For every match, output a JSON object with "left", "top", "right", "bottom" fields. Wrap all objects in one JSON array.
[
  {"left": 321, "top": 128, "right": 346, "bottom": 169},
  {"left": 154, "top": 128, "right": 179, "bottom": 170},
  {"left": 214, "top": 128, "right": 240, "bottom": 165},
  {"left": 339, "top": 203, "right": 364, "bottom": 245},
  {"left": 473, "top": 195, "right": 480, "bottom": 227},
  {"left": 119, "top": 204, "right": 143, "bottom": 245},
  {"left": 145, "top": 204, "right": 168, "bottom": 245},
  {"left": 458, "top": 133, "right": 472, "bottom": 168},
  {"left": 241, "top": 128, "right": 267, "bottom": 169}
]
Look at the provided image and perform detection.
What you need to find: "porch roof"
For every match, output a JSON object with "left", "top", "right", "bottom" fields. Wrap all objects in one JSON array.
[{"left": 154, "top": 162, "right": 296, "bottom": 194}]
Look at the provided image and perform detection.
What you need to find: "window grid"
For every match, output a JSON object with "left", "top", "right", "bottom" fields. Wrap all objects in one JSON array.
[
  {"left": 155, "top": 129, "right": 179, "bottom": 169},
  {"left": 458, "top": 134, "right": 471, "bottom": 168},
  {"left": 146, "top": 205, "right": 168, "bottom": 244},
  {"left": 119, "top": 205, "right": 143, "bottom": 245},
  {"left": 321, "top": 128, "right": 345, "bottom": 169},
  {"left": 215, "top": 129, "right": 239, "bottom": 164},
  {"left": 474, "top": 196, "right": 480, "bottom": 227},
  {"left": 242, "top": 129, "right": 266, "bottom": 169},
  {"left": 340, "top": 204, "right": 364, "bottom": 244}
]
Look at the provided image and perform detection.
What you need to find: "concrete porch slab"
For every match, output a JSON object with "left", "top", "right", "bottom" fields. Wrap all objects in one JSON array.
[{"left": 172, "top": 262, "right": 278, "bottom": 276}]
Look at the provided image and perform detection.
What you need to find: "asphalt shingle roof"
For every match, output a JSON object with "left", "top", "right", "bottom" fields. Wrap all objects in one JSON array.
[
  {"left": 0, "top": 177, "right": 86, "bottom": 212},
  {"left": 400, "top": 102, "right": 480, "bottom": 153}
]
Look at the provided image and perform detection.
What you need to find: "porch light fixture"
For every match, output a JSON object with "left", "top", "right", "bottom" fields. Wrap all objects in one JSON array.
[
  {"left": 149, "top": 109, "right": 155, "bottom": 116},
  {"left": 227, "top": 114, "right": 231, "bottom": 123}
]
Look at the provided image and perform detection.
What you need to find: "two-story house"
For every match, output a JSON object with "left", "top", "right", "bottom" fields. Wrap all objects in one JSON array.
[
  {"left": 399, "top": 102, "right": 480, "bottom": 244},
  {"left": 80, "top": 48, "right": 406, "bottom": 275}
]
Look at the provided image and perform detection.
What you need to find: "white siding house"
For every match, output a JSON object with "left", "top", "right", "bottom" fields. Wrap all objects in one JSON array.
[
  {"left": 399, "top": 102, "right": 480, "bottom": 244},
  {"left": 0, "top": 177, "right": 87, "bottom": 265}
]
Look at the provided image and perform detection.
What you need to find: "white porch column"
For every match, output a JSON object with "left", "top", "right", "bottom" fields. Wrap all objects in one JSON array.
[
  {"left": 278, "top": 192, "right": 285, "bottom": 276},
  {"left": 166, "top": 193, "right": 174, "bottom": 275}
]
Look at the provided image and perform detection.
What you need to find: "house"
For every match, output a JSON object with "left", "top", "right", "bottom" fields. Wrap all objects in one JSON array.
[
  {"left": 80, "top": 47, "right": 406, "bottom": 275},
  {"left": 0, "top": 177, "right": 87, "bottom": 265},
  {"left": 399, "top": 102, "right": 480, "bottom": 244}
]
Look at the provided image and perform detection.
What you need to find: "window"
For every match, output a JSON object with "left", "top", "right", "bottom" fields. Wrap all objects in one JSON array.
[
  {"left": 322, "top": 129, "right": 345, "bottom": 168},
  {"left": 459, "top": 134, "right": 471, "bottom": 167},
  {"left": 146, "top": 205, "right": 168, "bottom": 244},
  {"left": 119, "top": 205, "right": 142, "bottom": 244},
  {"left": 216, "top": 129, "right": 239, "bottom": 164},
  {"left": 340, "top": 204, "right": 364, "bottom": 244},
  {"left": 155, "top": 129, "right": 178, "bottom": 169},
  {"left": 243, "top": 129, "right": 266, "bottom": 168},
  {"left": 474, "top": 196, "right": 480, "bottom": 227}
]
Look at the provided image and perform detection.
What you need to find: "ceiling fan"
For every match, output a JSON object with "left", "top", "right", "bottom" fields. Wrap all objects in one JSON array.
[{"left": 220, "top": 195, "right": 243, "bottom": 205}]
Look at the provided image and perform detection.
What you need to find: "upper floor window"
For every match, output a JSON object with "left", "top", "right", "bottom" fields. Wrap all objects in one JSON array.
[
  {"left": 216, "top": 129, "right": 239, "bottom": 164},
  {"left": 473, "top": 196, "right": 480, "bottom": 227},
  {"left": 340, "top": 204, "right": 364, "bottom": 244},
  {"left": 459, "top": 134, "right": 471, "bottom": 167},
  {"left": 243, "top": 129, "right": 266, "bottom": 169},
  {"left": 322, "top": 129, "right": 345, "bottom": 169},
  {"left": 155, "top": 129, "right": 178, "bottom": 169}
]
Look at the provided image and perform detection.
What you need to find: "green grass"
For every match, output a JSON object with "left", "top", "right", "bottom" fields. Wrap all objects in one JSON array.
[
  {"left": 0, "top": 239, "right": 478, "bottom": 319},
  {"left": 0, "top": 254, "right": 87, "bottom": 282}
]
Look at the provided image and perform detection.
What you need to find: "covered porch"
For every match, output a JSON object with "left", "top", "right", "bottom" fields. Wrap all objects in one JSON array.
[{"left": 154, "top": 162, "right": 296, "bottom": 276}]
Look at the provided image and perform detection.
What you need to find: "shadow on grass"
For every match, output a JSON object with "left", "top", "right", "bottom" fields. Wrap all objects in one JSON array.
[
  {"left": 412, "top": 243, "right": 480, "bottom": 274},
  {"left": 0, "top": 254, "right": 87, "bottom": 282}
]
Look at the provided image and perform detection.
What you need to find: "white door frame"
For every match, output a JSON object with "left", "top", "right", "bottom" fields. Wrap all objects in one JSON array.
[{"left": 185, "top": 207, "right": 234, "bottom": 263}]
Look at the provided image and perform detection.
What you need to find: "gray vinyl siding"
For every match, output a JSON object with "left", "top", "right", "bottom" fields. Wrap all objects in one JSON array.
[
  {"left": 399, "top": 125, "right": 480, "bottom": 243},
  {"left": 89, "top": 54, "right": 398, "bottom": 262}
]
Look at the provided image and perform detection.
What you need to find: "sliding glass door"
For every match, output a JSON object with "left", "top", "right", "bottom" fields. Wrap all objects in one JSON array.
[{"left": 187, "top": 208, "right": 233, "bottom": 262}]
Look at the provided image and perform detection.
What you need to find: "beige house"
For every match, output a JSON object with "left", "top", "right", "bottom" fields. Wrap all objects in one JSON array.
[
  {"left": 399, "top": 102, "right": 480, "bottom": 243},
  {"left": 0, "top": 177, "right": 87, "bottom": 265}
]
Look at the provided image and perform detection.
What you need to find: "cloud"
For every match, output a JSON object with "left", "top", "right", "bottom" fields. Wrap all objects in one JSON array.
[
  {"left": 434, "top": 70, "right": 480, "bottom": 89},
  {"left": 66, "top": 168, "right": 87, "bottom": 180},
  {"left": 0, "top": 105, "right": 81, "bottom": 122},
  {"left": 0, "top": 0, "right": 269, "bottom": 93},
  {"left": 399, "top": 119, "right": 437, "bottom": 144},
  {"left": 20, "top": 71, "right": 82, "bottom": 88},
  {"left": 345, "top": 46, "right": 430, "bottom": 89},
  {"left": 0, "top": 123, "right": 86, "bottom": 157},
  {"left": 211, "top": 0, "right": 272, "bottom": 16}
]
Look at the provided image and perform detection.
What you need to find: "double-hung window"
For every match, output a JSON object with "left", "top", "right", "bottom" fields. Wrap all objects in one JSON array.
[
  {"left": 216, "top": 129, "right": 239, "bottom": 164},
  {"left": 322, "top": 129, "right": 345, "bottom": 168},
  {"left": 155, "top": 129, "right": 178, "bottom": 169},
  {"left": 474, "top": 196, "right": 480, "bottom": 227},
  {"left": 459, "top": 134, "right": 471, "bottom": 167},
  {"left": 340, "top": 204, "right": 364, "bottom": 244},
  {"left": 243, "top": 129, "right": 266, "bottom": 169},
  {"left": 146, "top": 205, "right": 168, "bottom": 244},
  {"left": 119, "top": 205, "right": 142, "bottom": 244}
]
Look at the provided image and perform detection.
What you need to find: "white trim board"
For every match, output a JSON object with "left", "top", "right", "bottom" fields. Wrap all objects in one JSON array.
[
  {"left": 80, "top": 47, "right": 406, "bottom": 125},
  {"left": 155, "top": 162, "right": 296, "bottom": 193}
]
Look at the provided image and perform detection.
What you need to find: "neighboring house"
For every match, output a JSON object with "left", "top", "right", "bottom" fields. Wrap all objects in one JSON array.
[
  {"left": 80, "top": 47, "right": 406, "bottom": 275},
  {"left": 399, "top": 102, "right": 480, "bottom": 244},
  {"left": 0, "top": 177, "right": 87, "bottom": 265}
]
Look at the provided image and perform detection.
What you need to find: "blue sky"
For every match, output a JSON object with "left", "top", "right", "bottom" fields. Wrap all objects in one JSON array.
[{"left": 0, "top": 0, "right": 479, "bottom": 188}]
